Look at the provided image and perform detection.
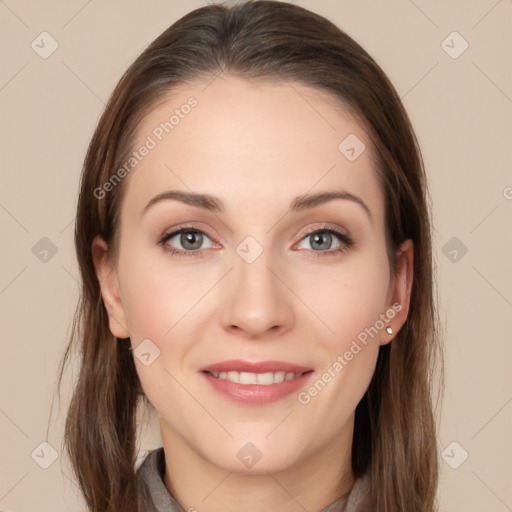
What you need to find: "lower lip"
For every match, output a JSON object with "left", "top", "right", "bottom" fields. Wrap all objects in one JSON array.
[{"left": 201, "top": 371, "right": 314, "bottom": 405}]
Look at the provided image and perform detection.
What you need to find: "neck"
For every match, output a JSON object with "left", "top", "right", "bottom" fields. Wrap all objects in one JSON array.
[{"left": 161, "top": 417, "right": 355, "bottom": 512}]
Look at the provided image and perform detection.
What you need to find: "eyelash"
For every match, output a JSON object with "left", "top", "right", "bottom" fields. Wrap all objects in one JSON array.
[{"left": 158, "top": 224, "right": 353, "bottom": 259}]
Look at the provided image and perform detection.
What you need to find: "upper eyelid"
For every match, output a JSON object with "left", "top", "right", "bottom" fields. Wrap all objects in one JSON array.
[
  {"left": 300, "top": 224, "right": 349, "bottom": 237},
  {"left": 162, "top": 222, "right": 215, "bottom": 237},
  {"left": 294, "top": 226, "right": 352, "bottom": 249}
]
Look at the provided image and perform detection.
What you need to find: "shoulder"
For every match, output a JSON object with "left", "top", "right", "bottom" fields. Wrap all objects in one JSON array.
[
  {"left": 137, "top": 447, "right": 165, "bottom": 479},
  {"left": 345, "top": 472, "right": 375, "bottom": 511},
  {"left": 319, "top": 472, "right": 374, "bottom": 512},
  {"left": 136, "top": 448, "right": 185, "bottom": 512}
]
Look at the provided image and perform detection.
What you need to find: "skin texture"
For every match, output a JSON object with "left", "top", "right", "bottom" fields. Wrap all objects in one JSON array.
[{"left": 93, "top": 75, "right": 413, "bottom": 512}]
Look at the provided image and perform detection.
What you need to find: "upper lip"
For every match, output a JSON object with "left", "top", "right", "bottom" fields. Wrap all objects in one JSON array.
[{"left": 198, "top": 359, "right": 313, "bottom": 374}]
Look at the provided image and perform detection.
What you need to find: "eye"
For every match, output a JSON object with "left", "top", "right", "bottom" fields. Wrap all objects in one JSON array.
[
  {"left": 296, "top": 227, "right": 353, "bottom": 257},
  {"left": 159, "top": 227, "right": 215, "bottom": 257},
  {"left": 158, "top": 225, "right": 353, "bottom": 258}
]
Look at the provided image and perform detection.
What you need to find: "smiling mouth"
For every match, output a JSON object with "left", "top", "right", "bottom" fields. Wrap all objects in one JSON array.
[{"left": 203, "top": 370, "right": 312, "bottom": 385}]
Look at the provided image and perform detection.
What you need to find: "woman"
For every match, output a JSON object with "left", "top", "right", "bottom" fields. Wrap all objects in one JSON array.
[{"left": 57, "top": 1, "right": 443, "bottom": 511}]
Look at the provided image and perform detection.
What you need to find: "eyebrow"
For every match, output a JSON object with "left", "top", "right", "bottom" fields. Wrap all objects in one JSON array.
[{"left": 143, "top": 189, "right": 372, "bottom": 220}]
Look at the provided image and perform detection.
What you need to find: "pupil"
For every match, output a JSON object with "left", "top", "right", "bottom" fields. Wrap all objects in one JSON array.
[
  {"left": 181, "top": 231, "right": 202, "bottom": 250},
  {"left": 312, "top": 232, "right": 331, "bottom": 250}
]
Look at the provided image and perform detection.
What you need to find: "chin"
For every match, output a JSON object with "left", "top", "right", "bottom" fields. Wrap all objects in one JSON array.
[{"left": 199, "top": 436, "right": 308, "bottom": 475}]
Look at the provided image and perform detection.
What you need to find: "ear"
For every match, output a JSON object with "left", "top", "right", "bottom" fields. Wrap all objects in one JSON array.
[
  {"left": 380, "top": 239, "right": 414, "bottom": 346},
  {"left": 91, "top": 235, "right": 130, "bottom": 339}
]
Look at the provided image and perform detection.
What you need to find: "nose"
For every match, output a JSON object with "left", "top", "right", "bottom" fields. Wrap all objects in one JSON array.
[{"left": 220, "top": 246, "right": 295, "bottom": 339}]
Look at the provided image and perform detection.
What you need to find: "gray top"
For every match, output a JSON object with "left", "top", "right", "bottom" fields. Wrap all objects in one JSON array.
[{"left": 136, "top": 448, "right": 374, "bottom": 511}]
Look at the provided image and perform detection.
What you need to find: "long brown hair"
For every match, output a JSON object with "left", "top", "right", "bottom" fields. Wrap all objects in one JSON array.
[{"left": 56, "top": 1, "right": 443, "bottom": 510}]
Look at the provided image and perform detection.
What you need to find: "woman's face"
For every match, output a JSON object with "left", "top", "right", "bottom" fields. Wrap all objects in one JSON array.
[{"left": 94, "top": 75, "right": 412, "bottom": 474}]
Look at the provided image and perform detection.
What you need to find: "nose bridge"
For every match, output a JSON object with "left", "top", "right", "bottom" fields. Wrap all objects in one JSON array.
[{"left": 220, "top": 237, "right": 294, "bottom": 337}]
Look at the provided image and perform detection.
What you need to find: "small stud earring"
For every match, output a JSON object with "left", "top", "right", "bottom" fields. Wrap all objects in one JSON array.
[{"left": 386, "top": 326, "right": 393, "bottom": 335}]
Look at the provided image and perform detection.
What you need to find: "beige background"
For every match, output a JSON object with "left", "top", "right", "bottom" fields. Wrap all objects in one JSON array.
[{"left": 1, "top": 0, "right": 511, "bottom": 510}]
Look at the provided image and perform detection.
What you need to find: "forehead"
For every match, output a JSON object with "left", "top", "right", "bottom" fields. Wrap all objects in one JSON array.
[{"left": 121, "top": 75, "right": 384, "bottom": 221}]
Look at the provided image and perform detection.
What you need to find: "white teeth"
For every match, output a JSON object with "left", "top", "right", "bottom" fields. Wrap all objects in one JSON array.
[
  {"left": 208, "top": 370, "right": 303, "bottom": 385},
  {"left": 227, "top": 371, "right": 238, "bottom": 382},
  {"left": 272, "top": 371, "right": 285, "bottom": 383},
  {"left": 239, "top": 372, "right": 257, "bottom": 384},
  {"left": 259, "top": 371, "right": 285, "bottom": 384}
]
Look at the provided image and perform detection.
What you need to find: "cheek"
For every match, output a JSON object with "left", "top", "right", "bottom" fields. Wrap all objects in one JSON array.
[
  {"left": 295, "top": 252, "right": 390, "bottom": 424},
  {"left": 117, "top": 250, "right": 211, "bottom": 408},
  {"left": 294, "top": 256, "right": 391, "bottom": 347},
  {"left": 117, "top": 246, "right": 210, "bottom": 343},
  {"left": 294, "top": 261, "right": 387, "bottom": 435}
]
